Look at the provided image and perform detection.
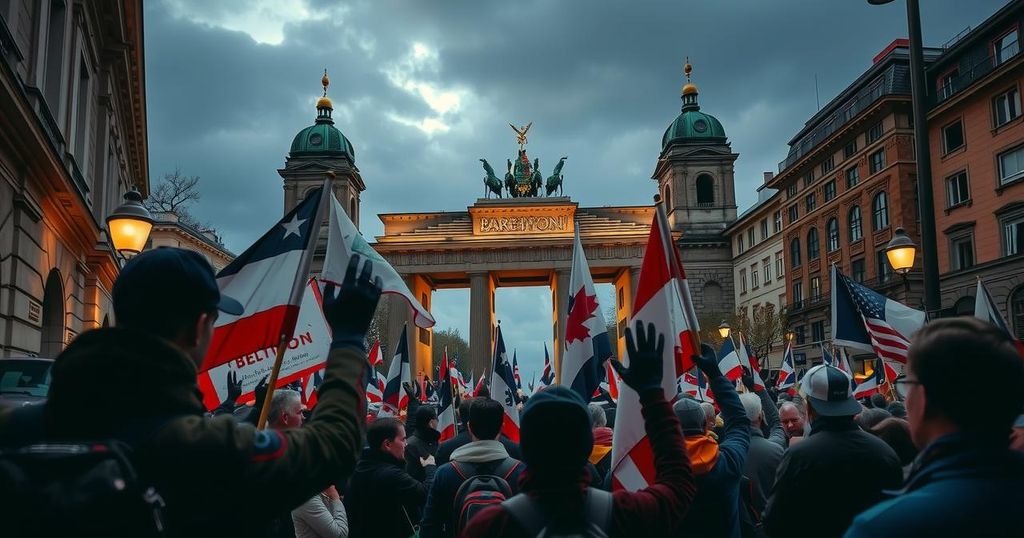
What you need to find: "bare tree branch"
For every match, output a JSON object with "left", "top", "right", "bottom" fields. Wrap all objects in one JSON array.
[{"left": 145, "top": 168, "right": 213, "bottom": 232}]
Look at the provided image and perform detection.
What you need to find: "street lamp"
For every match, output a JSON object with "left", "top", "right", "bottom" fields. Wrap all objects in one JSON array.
[
  {"left": 785, "top": 329, "right": 796, "bottom": 342},
  {"left": 885, "top": 227, "right": 918, "bottom": 274},
  {"left": 106, "top": 187, "right": 153, "bottom": 259},
  {"left": 867, "top": 0, "right": 942, "bottom": 316},
  {"left": 718, "top": 321, "right": 731, "bottom": 339}
]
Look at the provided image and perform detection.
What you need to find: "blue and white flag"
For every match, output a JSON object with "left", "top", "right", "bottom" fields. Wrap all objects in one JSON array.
[{"left": 490, "top": 325, "right": 520, "bottom": 442}]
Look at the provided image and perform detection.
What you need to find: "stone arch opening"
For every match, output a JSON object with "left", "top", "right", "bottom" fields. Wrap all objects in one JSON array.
[
  {"left": 41, "top": 269, "right": 65, "bottom": 357},
  {"left": 1012, "top": 285, "right": 1024, "bottom": 340},
  {"left": 952, "top": 295, "right": 975, "bottom": 316}
]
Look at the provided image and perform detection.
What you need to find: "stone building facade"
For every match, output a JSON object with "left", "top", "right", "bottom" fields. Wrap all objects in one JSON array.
[
  {"left": 147, "top": 212, "right": 234, "bottom": 273},
  {"left": 0, "top": 1, "right": 147, "bottom": 357}
]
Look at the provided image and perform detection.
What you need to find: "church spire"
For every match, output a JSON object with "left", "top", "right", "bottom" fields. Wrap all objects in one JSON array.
[
  {"left": 315, "top": 69, "right": 334, "bottom": 124},
  {"left": 681, "top": 57, "right": 700, "bottom": 112}
]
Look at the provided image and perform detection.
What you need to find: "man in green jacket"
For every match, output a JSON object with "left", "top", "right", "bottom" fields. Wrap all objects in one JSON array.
[{"left": 0, "top": 248, "right": 380, "bottom": 536}]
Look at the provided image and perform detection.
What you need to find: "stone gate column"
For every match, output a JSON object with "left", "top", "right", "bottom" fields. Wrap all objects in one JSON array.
[
  {"left": 551, "top": 269, "right": 571, "bottom": 384},
  {"left": 469, "top": 271, "right": 494, "bottom": 377}
]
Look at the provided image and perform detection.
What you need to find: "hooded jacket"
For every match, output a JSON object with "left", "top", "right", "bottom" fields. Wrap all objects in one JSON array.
[
  {"left": 345, "top": 447, "right": 436, "bottom": 538},
  {"left": 419, "top": 440, "right": 524, "bottom": 538},
  {"left": 763, "top": 415, "right": 902, "bottom": 538},
  {"left": 436, "top": 430, "right": 521, "bottom": 465},
  {"left": 678, "top": 374, "right": 750, "bottom": 538},
  {"left": 405, "top": 411, "right": 441, "bottom": 482},
  {"left": 0, "top": 327, "right": 367, "bottom": 537},
  {"left": 846, "top": 433, "right": 1024, "bottom": 537}
]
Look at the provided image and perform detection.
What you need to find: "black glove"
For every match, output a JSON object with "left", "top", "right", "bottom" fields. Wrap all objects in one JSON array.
[
  {"left": 253, "top": 375, "right": 269, "bottom": 407},
  {"left": 693, "top": 343, "right": 723, "bottom": 380},
  {"left": 402, "top": 382, "right": 417, "bottom": 400},
  {"left": 610, "top": 321, "right": 664, "bottom": 393},
  {"left": 741, "top": 368, "right": 758, "bottom": 393},
  {"left": 224, "top": 370, "right": 242, "bottom": 405},
  {"left": 323, "top": 254, "right": 382, "bottom": 350}
]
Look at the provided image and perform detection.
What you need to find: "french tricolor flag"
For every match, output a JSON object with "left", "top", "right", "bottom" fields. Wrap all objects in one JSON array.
[
  {"left": 611, "top": 197, "right": 700, "bottom": 492},
  {"left": 716, "top": 336, "right": 745, "bottom": 382}
]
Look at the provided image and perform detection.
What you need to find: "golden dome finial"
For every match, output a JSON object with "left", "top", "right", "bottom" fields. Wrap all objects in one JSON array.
[
  {"left": 684, "top": 57, "right": 692, "bottom": 83},
  {"left": 317, "top": 68, "right": 333, "bottom": 110},
  {"left": 682, "top": 56, "right": 698, "bottom": 96}
]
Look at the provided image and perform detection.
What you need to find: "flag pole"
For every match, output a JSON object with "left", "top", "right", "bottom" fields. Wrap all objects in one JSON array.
[
  {"left": 257, "top": 173, "right": 335, "bottom": 429},
  {"left": 653, "top": 194, "right": 702, "bottom": 353}
]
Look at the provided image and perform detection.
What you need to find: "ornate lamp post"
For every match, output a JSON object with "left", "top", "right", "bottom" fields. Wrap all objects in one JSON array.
[
  {"left": 718, "top": 321, "right": 731, "bottom": 339},
  {"left": 867, "top": 0, "right": 942, "bottom": 315},
  {"left": 105, "top": 188, "right": 153, "bottom": 261},
  {"left": 886, "top": 227, "right": 918, "bottom": 294}
]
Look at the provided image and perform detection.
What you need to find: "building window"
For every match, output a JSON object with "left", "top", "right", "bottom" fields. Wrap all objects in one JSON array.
[
  {"left": 807, "top": 228, "right": 820, "bottom": 260},
  {"left": 851, "top": 258, "right": 866, "bottom": 282},
  {"left": 877, "top": 250, "right": 893, "bottom": 283},
  {"left": 804, "top": 171, "right": 815, "bottom": 188},
  {"left": 763, "top": 258, "right": 771, "bottom": 283},
  {"left": 844, "top": 139, "right": 858, "bottom": 160},
  {"left": 696, "top": 174, "right": 714, "bottom": 206},
  {"left": 872, "top": 192, "right": 889, "bottom": 231},
  {"left": 994, "top": 28, "right": 1020, "bottom": 66},
  {"left": 805, "top": 193, "right": 816, "bottom": 212},
  {"left": 738, "top": 235, "right": 745, "bottom": 253},
  {"left": 824, "top": 180, "right": 837, "bottom": 202},
  {"left": 946, "top": 171, "right": 970, "bottom": 208},
  {"left": 998, "top": 145, "right": 1024, "bottom": 186},
  {"left": 740, "top": 269, "right": 747, "bottom": 294},
  {"left": 748, "top": 228, "right": 756, "bottom": 247},
  {"left": 845, "top": 167, "right": 860, "bottom": 190},
  {"left": 1002, "top": 210, "right": 1024, "bottom": 256},
  {"left": 775, "top": 252, "right": 784, "bottom": 280},
  {"left": 787, "top": 183, "right": 798, "bottom": 197},
  {"left": 994, "top": 87, "right": 1021, "bottom": 127},
  {"left": 939, "top": 69, "right": 959, "bottom": 101},
  {"left": 867, "top": 121, "right": 883, "bottom": 144},
  {"left": 811, "top": 320, "right": 825, "bottom": 342},
  {"left": 788, "top": 204, "right": 799, "bottom": 224},
  {"left": 793, "top": 280, "right": 804, "bottom": 308},
  {"left": 820, "top": 155, "right": 835, "bottom": 175},
  {"left": 869, "top": 149, "right": 886, "bottom": 174},
  {"left": 827, "top": 218, "right": 840, "bottom": 251},
  {"left": 942, "top": 120, "right": 965, "bottom": 154},
  {"left": 1013, "top": 286, "right": 1024, "bottom": 339},
  {"left": 849, "top": 206, "right": 863, "bottom": 242},
  {"left": 811, "top": 276, "right": 821, "bottom": 300},
  {"left": 760, "top": 218, "right": 769, "bottom": 240},
  {"left": 751, "top": 264, "right": 759, "bottom": 289},
  {"left": 795, "top": 325, "right": 806, "bottom": 345},
  {"left": 950, "top": 233, "right": 975, "bottom": 271},
  {"left": 773, "top": 210, "right": 782, "bottom": 233},
  {"left": 790, "top": 238, "right": 802, "bottom": 268}
]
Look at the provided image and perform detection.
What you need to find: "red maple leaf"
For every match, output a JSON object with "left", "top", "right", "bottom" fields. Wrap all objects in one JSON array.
[{"left": 566, "top": 288, "right": 598, "bottom": 345}]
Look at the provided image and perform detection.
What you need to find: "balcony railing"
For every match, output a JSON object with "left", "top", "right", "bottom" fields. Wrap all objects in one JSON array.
[{"left": 935, "top": 39, "right": 1020, "bottom": 105}]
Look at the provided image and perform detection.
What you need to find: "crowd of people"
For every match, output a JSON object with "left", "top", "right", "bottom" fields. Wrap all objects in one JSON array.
[{"left": 1, "top": 246, "right": 1023, "bottom": 538}]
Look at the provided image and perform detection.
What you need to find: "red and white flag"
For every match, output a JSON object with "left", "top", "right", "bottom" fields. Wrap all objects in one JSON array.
[
  {"left": 368, "top": 340, "right": 382, "bottom": 367},
  {"left": 473, "top": 371, "right": 487, "bottom": 397},
  {"left": 436, "top": 348, "right": 457, "bottom": 442},
  {"left": 380, "top": 326, "right": 412, "bottom": 417},
  {"left": 777, "top": 342, "right": 797, "bottom": 393},
  {"left": 603, "top": 359, "right": 620, "bottom": 403},
  {"left": 490, "top": 325, "right": 520, "bottom": 442},
  {"left": 738, "top": 334, "right": 765, "bottom": 391},
  {"left": 611, "top": 200, "right": 700, "bottom": 492},
  {"left": 561, "top": 224, "right": 612, "bottom": 400},
  {"left": 677, "top": 372, "right": 699, "bottom": 398}
]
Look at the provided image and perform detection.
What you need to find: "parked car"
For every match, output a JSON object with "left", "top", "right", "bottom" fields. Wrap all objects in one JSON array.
[{"left": 0, "top": 357, "right": 53, "bottom": 408}]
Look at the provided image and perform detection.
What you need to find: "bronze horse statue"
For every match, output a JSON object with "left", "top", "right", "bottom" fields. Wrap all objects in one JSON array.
[
  {"left": 531, "top": 158, "right": 543, "bottom": 196},
  {"left": 504, "top": 159, "right": 517, "bottom": 198},
  {"left": 546, "top": 156, "right": 567, "bottom": 196},
  {"left": 480, "top": 159, "right": 503, "bottom": 198}
]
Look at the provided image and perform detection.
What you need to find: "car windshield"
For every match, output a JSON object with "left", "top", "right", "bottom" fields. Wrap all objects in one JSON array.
[{"left": 0, "top": 360, "right": 52, "bottom": 397}]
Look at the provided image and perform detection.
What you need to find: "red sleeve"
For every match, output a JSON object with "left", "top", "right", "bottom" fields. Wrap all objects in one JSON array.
[{"left": 609, "top": 389, "right": 695, "bottom": 536}]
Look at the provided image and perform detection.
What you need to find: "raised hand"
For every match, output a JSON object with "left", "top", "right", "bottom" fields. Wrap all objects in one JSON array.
[
  {"left": 741, "top": 367, "right": 758, "bottom": 392},
  {"left": 693, "top": 343, "right": 723, "bottom": 380},
  {"left": 225, "top": 370, "right": 242, "bottom": 404},
  {"left": 322, "top": 254, "right": 382, "bottom": 349},
  {"left": 609, "top": 321, "right": 665, "bottom": 393}
]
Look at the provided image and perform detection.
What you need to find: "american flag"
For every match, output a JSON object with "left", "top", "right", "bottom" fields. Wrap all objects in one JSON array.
[{"left": 833, "top": 266, "right": 925, "bottom": 364}]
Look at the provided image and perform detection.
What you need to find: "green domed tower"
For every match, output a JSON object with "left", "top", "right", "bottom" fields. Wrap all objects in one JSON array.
[
  {"left": 279, "top": 70, "right": 365, "bottom": 230},
  {"left": 651, "top": 59, "right": 738, "bottom": 314}
]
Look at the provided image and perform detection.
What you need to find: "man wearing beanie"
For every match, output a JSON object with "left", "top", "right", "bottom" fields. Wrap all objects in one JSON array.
[
  {"left": 672, "top": 344, "right": 751, "bottom": 538},
  {"left": 405, "top": 404, "right": 441, "bottom": 482},
  {"left": 463, "top": 321, "right": 696, "bottom": 537}
]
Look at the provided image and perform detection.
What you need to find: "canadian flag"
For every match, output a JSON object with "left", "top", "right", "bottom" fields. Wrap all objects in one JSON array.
[
  {"left": 610, "top": 200, "right": 700, "bottom": 492},
  {"left": 436, "top": 347, "right": 457, "bottom": 442},
  {"left": 380, "top": 325, "right": 412, "bottom": 417},
  {"left": 490, "top": 324, "right": 520, "bottom": 442},
  {"left": 561, "top": 224, "right": 612, "bottom": 400}
]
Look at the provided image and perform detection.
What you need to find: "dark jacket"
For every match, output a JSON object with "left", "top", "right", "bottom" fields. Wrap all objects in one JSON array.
[
  {"left": 436, "top": 430, "right": 521, "bottom": 465},
  {"left": 462, "top": 389, "right": 697, "bottom": 538},
  {"left": 405, "top": 422, "right": 441, "bottom": 482},
  {"left": 345, "top": 448, "right": 437, "bottom": 538},
  {"left": 679, "top": 373, "right": 751, "bottom": 538},
  {"left": 763, "top": 416, "right": 902, "bottom": 538},
  {"left": 420, "top": 440, "right": 524, "bottom": 538},
  {"left": 846, "top": 433, "right": 1024, "bottom": 537},
  {"left": 0, "top": 327, "right": 366, "bottom": 537},
  {"left": 744, "top": 389, "right": 785, "bottom": 512}
]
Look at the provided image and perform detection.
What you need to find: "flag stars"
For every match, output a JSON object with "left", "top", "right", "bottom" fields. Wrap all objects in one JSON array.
[{"left": 280, "top": 214, "right": 307, "bottom": 239}]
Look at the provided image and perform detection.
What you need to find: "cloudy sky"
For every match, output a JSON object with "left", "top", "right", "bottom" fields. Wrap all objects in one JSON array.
[{"left": 145, "top": 0, "right": 1005, "bottom": 380}]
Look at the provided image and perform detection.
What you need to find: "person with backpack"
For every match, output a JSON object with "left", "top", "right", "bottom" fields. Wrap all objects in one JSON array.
[
  {"left": 436, "top": 398, "right": 521, "bottom": 465},
  {"left": 0, "top": 249, "right": 381, "bottom": 537},
  {"left": 419, "top": 398, "right": 524, "bottom": 538},
  {"left": 462, "top": 321, "right": 697, "bottom": 537}
]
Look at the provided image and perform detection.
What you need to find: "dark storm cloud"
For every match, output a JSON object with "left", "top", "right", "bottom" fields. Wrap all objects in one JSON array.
[{"left": 145, "top": 0, "right": 1005, "bottom": 375}]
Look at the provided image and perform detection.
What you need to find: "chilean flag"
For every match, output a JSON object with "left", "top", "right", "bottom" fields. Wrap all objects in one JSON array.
[
  {"left": 777, "top": 341, "right": 796, "bottom": 393},
  {"left": 490, "top": 324, "right": 520, "bottom": 442},
  {"left": 611, "top": 199, "right": 700, "bottom": 492},
  {"left": 540, "top": 343, "right": 554, "bottom": 387},
  {"left": 717, "top": 337, "right": 745, "bottom": 382},
  {"left": 975, "top": 279, "right": 1024, "bottom": 356},
  {"left": 202, "top": 185, "right": 327, "bottom": 373},
  {"left": 561, "top": 224, "right": 612, "bottom": 401},
  {"left": 380, "top": 325, "right": 411, "bottom": 417},
  {"left": 436, "top": 348, "right": 457, "bottom": 442}
]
